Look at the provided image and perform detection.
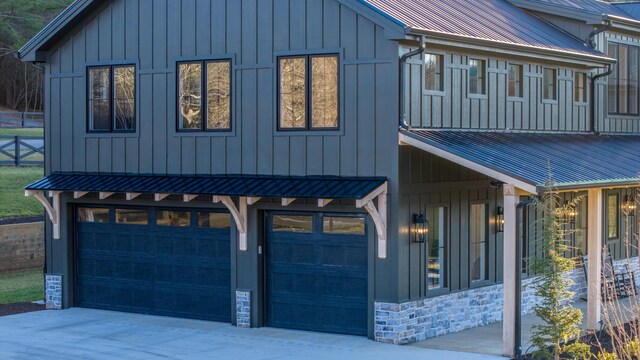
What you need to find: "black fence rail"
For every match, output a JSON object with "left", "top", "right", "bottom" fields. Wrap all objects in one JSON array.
[
  {"left": 0, "top": 136, "right": 44, "bottom": 166},
  {"left": 0, "top": 112, "right": 44, "bottom": 128}
]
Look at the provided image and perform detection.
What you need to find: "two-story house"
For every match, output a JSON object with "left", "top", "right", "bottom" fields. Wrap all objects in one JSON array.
[{"left": 18, "top": 0, "right": 640, "bottom": 357}]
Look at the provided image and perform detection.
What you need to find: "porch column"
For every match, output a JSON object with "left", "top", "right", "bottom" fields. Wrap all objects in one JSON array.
[
  {"left": 503, "top": 184, "right": 518, "bottom": 358},
  {"left": 586, "top": 188, "right": 603, "bottom": 330}
]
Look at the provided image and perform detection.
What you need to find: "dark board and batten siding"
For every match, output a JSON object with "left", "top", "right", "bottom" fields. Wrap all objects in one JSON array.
[
  {"left": 405, "top": 51, "right": 590, "bottom": 132},
  {"left": 45, "top": 0, "right": 399, "bottom": 180}
]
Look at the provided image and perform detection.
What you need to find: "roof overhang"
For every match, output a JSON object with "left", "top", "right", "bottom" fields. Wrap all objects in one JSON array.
[
  {"left": 406, "top": 28, "right": 615, "bottom": 67},
  {"left": 399, "top": 130, "right": 640, "bottom": 195}
]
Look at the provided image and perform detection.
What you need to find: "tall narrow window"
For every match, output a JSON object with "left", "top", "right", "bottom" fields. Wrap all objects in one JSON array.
[
  {"left": 508, "top": 64, "right": 523, "bottom": 97},
  {"left": 608, "top": 194, "right": 619, "bottom": 240},
  {"left": 630, "top": 46, "right": 639, "bottom": 114},
  {"left": 178, "top": 60, "right": 231, "bottom": 131},
  {"left": 425, "top": 54, "right": 443, "bottom": 91},
  {"left": 88, "top": 65, "right": 136, "bottom": 132},
  {"left": 279, "top": 54, "right": 339, "bottom": 130},
  {"left": 609, "top": 43, "right": 619, "bottom": 114},
  {"left": 619, "top": 45, "right": 629, "bottom": 114},
  {"left": 470, "top": 203, "right": 488, "bottom": 282},
  {"left": 575, "top": 72, "right": 587, "bottom": 103},
  {"left": 427, "top": 207, "right": 447, "bottom": 291},
  {"left": 543, "top": 68, "right": 556, "bottom": 100},
  {"left": 469, "top": 59, "right": 485, "bottom": 95}
]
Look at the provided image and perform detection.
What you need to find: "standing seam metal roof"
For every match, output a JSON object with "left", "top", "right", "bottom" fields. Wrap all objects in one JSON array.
[
  {"left": 404, "top": 130, "right": 640, "bottom": 189},
  {"left": 613, "top": 2, "right": 640, "bottom": 21},
  {"left": 360, "top": 0, "right": 608, "bottom": 59}
]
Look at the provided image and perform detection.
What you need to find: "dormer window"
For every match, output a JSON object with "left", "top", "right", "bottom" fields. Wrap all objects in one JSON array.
[{"left": 88, "top": 65, "right": 136, "bottom": 132}]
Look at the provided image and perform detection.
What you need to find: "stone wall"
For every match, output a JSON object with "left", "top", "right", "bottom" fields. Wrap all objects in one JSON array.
[
  {"left": 0, "top": 222, "right": 44, "bottom": 273},
  {"left": 45, "top": 274, "right": 62, "bottom": 310},
  {"left": 236, "top": 290, "right": 251, "bottom": 328},
  {"left": 375, "top": 257, "right": 639, "bottom": 345}
]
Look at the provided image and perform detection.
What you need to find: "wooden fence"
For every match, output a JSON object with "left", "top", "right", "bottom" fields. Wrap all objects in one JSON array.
[
  {"left": 0, "top": 135, "right": 44, "bottom": 166},
  {"left": 0, "top": 112, "right": 44, "bottom": 128}
]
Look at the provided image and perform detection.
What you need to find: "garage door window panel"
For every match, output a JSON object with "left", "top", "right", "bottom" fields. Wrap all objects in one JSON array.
[
  {"left": 272, "top": 215, "right": 313, "bottom": 233},
  {"left": 157, "top": 210, "right": 191, "bottom": 227},
  {"left": 322, "top": 216, "right": 365, "bottom": 235},
  {"left": 78, "top": 207, "right": 110, "bottom": 223},
  {"left": 197, "top": 212, "right": 231, "bottom": 229},
  {"left": 116, "top": 209, "right": 149, "bottom": 225}
]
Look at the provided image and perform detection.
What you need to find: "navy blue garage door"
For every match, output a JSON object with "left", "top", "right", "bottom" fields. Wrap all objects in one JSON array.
[
  {"left": 75, "top": 206, "right": 231, "bottom": 322},
  {"left": 266, "top": 212, "right": 368, "bottom": 336}
]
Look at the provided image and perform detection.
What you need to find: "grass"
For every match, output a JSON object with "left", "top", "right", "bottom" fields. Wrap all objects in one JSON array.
[
  {"left": 0, "top": 269, "right": 44, "bottom": 305},
  {"left": 0, "top": 166, "right": 44, "bottom": 218},
  {"left": 0, "top": 128, "right": 43, "bottom": 137}
]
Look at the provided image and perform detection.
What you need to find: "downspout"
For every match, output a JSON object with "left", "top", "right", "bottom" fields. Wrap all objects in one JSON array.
[
  {"left": 399, "top": 36, "right": 426, "bottom": 129},
  {"left": 587, "top": 21, "right": 612, "bottom": 135},
  {"left": 514, "top": 198, "right": 536, "bottom": 359}
]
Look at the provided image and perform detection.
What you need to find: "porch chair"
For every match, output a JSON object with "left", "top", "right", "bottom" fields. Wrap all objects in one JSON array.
[{"left": 582, "top": 253, "right": 637, "bottom": 300}]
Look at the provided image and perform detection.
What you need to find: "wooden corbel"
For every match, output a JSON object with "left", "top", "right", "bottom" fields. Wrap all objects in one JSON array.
[
  {"left": 356, "top": 183, "right": 388, "bottom": 259},
  {"left": 213, "top": 196, "right": 248, "bottom": 251},
  {"left": 26, "top": 190, "right": 61, "bottom": 239}
]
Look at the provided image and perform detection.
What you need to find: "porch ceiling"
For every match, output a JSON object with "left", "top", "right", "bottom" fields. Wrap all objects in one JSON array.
[{"left": 400, "top": 130, "right": 640, "bottom": 193}]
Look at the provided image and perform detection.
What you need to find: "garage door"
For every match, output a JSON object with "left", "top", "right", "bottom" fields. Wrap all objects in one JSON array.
[
  {"left": 75, "top": 206, "right": 231, "bottom": 322},
  {"left": 266, "top": 212, "right": 368, "bottom": 336}
]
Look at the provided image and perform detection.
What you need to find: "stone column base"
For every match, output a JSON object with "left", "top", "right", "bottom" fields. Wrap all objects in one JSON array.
[
  {"left": 236, "top": 290, "right": 251, "bottom": 328},
  {"left": 45, "top": 274, "right": 62, "bottom": 310}
]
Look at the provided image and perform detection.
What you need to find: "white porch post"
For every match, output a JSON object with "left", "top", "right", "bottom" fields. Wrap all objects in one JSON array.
[
  {"left": 587, "top": 188, "right": 603, "bottom": 330},
  {"left": 502, "top": 184, "right": 517, "bottom": 358}
]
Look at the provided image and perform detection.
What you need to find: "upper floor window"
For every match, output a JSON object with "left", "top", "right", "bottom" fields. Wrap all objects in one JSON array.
[
  {"left": 575, "top": 72, "right": 587, "bottom": 103},
  {"left": 469, "top": 59, "right": 485, "bottom": 95},
  {"left": 278, "top": 54, "right": 339, "bottom": 130},
  {"left": 178, "top": 60, "right": 232, "bottom": 132},
  {"left": 543, "top": 68, "right": 556, "bottom": 101},
  {"left": 88, "top": 65, "right": 136, "bottom": 132},
  {"left": 608, "top": 43, "right": 639, "bottom": 115},
  {"left": 508, "top": 64, "right": 523, "bottom": 98},
  {"left": 425, "top": 54, "right": 443, "bottom": 91}
]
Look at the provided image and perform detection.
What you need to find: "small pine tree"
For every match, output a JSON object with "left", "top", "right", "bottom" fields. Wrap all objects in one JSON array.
[{"left": 529, "top": 182, "right": 591, "bottom": 360}]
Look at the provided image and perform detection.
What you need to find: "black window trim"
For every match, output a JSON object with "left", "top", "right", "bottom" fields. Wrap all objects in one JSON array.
[
  {"left": 424, "top": 204, "right": 450, "bottom": 297},
  {"left": 607, "top": 193, "right": 620, "bottom": 241},
  {"left": 608, "top": 42, "right": 640, "bottom": 116},
  {"left": 469, "top": 201, "right": 490, "bottom": 286},
  {"left": 86, "top": 64, "right": 137, "bottom": 134},
  {"left": 277, "top": 53, "right": 341, "bottom": 132},
  {"left": 176, "top": 58, "right": 233, "bottom": 133}
]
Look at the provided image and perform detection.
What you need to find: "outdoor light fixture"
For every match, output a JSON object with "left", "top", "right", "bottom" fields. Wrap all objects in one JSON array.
[
  {"left": 496, "top": 206, "right": 504, "bottom": 233},
  {"left": 564, "top": 201, "right": 578, "bottom": 226},
  {"left": 623, "top": 195, "right": 637, "bottom": 217},
  {"left": 412, "top": 212, "right": 429, "bottom": 243}
]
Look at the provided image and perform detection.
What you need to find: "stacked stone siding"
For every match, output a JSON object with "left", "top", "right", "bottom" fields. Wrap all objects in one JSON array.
[
  {"left": 45, "top": 274, "right": 62, "bottom": 310},
  {"left": 236, "top": 290, "right": 251, "bottom": 328},
  {"left": 375, "top": 257, "right": 639, "bottom": 345}
]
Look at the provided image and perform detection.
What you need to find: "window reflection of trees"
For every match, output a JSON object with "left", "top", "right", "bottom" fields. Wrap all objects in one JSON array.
[
  {"left": 280, "top": 57, "right": 307, "bottom": 129},
  {"left": 207, "top": 62, "right": 231, "bottom": 130},
  {"left": 311, "top": 56, "right": 338, "bottom": 128},
  {"left": 113, "top": 66, "right": 135, "bottom": 130},
  {"left": 179, "top": 63, "right": 203, "bottom": 129}
]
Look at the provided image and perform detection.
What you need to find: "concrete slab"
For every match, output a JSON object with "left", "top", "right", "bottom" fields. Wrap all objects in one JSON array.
[{"left": 0, "top": 308, "right": 502, "bottom": 360}]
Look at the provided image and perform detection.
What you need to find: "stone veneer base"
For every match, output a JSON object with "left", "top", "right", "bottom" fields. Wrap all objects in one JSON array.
[
  {"left": 236, "top": 290, "right": 251, "bottom": 328},
  {"left": 45, "top": 274, "right": 62, "bottom": 310},
  {"left": 375, "top": 257, "right": 640, "bottom": 345}
]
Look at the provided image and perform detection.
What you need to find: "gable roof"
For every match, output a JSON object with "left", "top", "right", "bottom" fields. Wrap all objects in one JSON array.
[{"left": 360, "top": 0, "right": 613, "bottom": 64}]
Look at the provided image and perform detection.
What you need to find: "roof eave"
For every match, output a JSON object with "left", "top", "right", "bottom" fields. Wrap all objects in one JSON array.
[
  {"left": 406, "top": 28, "right": 615, "bottom": 67},
  {"left": 606, "top": 14, "right": 640, "bottom": 32},
  {"left": 540, "top": 179, "right": 640, "bottom": 192},
  {"left": 508, "top": 0, "right": 608, "bottom": 23}
]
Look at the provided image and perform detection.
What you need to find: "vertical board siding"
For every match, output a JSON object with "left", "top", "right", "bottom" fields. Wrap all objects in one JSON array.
[{"left": 45, "top": 0, "right": 399, "bottom": 181}]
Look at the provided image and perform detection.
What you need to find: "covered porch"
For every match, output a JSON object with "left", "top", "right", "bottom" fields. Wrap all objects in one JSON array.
[{"left": 400, "top": 130, "right": 640, "bottom": 358}]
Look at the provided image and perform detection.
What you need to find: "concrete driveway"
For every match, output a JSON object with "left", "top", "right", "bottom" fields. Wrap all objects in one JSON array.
[{"left": 0, "top": 309, "right": 501, "bottom": 360}]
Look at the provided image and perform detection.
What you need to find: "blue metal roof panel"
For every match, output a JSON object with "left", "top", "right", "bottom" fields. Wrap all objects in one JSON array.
[
  {"left": 613, "top": 2, "right": 640, "bottom": 20},
  {"left": 361, "top": 0, "right": 606, "bottom": 58},
  {"left": 528, "top": 0, "right": 635, "bottom": 18},
  {"left": 25, "top": 174, "right": 387, "bottom": 200},
  {"left": 404, "top": 130, "right": 640, "bottom": 189}
]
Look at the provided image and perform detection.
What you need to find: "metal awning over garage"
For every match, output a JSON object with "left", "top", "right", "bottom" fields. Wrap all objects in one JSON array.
[
  {"left": 400, "top": 130, "right": 640, "bottom": 194},
  {"left": 25, "top": 173, "right": 389, "bottom": 257}
]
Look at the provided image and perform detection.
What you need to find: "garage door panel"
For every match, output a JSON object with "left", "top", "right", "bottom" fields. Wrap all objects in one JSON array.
[
  {"left": 76, "top": 208, "right": 231, "bottom": 322},
  {"left": 267, "top": 212, "right": 368, "bottom": 336}
]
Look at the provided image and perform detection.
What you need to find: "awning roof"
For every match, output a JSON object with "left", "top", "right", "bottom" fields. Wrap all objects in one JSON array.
[
  {"left": 400, "top": 130, "right": 640, "bottom": 193},
  {"left": 25, "top": 173, "right": 387, "bottom": 200}
]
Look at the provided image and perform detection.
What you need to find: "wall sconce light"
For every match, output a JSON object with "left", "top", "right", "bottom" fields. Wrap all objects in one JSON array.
[
  {"left": 623, "top": 195, "right": 636, "bottom": 217},
  {"left": 496, "top": 206, "right": 504, "bottom": 233},
  {"left": 412, "top": 212, "right": 429, "bottom": 243},
  {"left": 564, "top": 201, "right": 578, "bottom": 226}
]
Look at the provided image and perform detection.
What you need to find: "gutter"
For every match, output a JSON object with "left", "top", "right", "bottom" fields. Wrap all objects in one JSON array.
[
  {"left": 587, "top": 21, "right": 611, "bottom": 48},
  {"left": 399, "top": 36, "right": 426, "bottom": 129},
  {"left": 590, "top": 64, "right": 613, "bottom": 135}
]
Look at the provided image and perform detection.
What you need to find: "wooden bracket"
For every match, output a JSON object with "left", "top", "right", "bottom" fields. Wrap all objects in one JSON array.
[
  {"left": 26, "top": 190, "right": 60, "bottom": 239},
  {"left": 126, "top": 192, "right": 141, "bottom": 200},
  {"left": 318, "top": 199, "right": 333, "bottom": 207},
  {"left": 247, "top": 197, "right": 261, "bottom": 206},
  {"left": 183, "top": 194, "right": 197, "bottom": 202},
  {"left": 73, "top": 191, "right": 88, "bottom": 199},
  {"left": 154, "top": 193, "right": 170, "bottom": 201},
  {"left": 99, "top": 192, "right": 114, "bottom": 200},
  {"left": 282, "top": 198, "right": 296, "bottom": 206},
  {"left": 357, "top": 183, "right": 388, "bottom": 259},
  {"left": 213, "top": 196, "right": 248, "bottom": 251}
]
